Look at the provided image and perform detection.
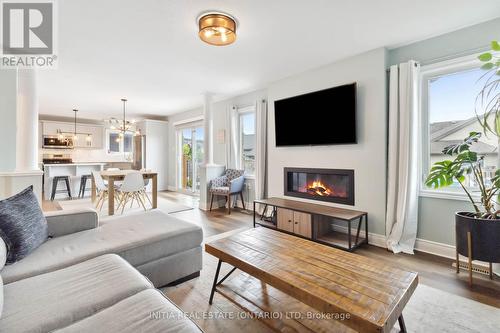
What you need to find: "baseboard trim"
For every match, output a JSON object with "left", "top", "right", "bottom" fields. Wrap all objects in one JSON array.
[
  {"left": 329, "top": 224, "right": 466, "bottom": 261},
  {"left": 414, "top": 238, "right": 456, "bottom": 259},
  {"left": 167, "top": 185, "right": 177, "bottom": 191}
]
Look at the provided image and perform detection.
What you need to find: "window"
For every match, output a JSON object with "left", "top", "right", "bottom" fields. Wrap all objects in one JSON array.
[
  {"left": 239, "top": 109, "right": 256, "bottom": 176},
  {"left": 108, "top": 132, "right": 120, "bottom": 153},
  {"left": 421, "top": 57, "right": 497, "bottom": 196},
  {"left": 107, "top": 129, "right": 134, "bottom": 154},
  {"left": 123, "top": 133, "right": 133, "bottom": 153}
]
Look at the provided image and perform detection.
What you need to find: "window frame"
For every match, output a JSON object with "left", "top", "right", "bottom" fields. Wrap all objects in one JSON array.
[
  {"left": 237, "top": 105, "right": 256, "bottom": 178},
  {"left": 419, "top": 53, "right": 485, "bottom": 201},
  {"left": 106, "top": 128, "right": 134, "bottom": 155}
]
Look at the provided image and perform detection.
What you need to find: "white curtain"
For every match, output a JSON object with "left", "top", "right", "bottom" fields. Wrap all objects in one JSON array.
[
  {"left": 226, "top": 105, "right": 240, "bottom": 169},
  {"left": 254, "top": 99, "right": 268, "bottom": 200},
  {"left": 386, "top": 60, "right": 420, "bottom": 254}
]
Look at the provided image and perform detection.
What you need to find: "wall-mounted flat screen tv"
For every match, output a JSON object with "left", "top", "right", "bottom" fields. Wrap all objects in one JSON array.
[{"left": 274, "top": 83, "right": 356, "bottom": 146}]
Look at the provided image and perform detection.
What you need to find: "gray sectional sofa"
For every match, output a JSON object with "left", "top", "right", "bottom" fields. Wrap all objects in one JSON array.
[{"left": 0, "top": 208, "right": 204, "bottom": 332}]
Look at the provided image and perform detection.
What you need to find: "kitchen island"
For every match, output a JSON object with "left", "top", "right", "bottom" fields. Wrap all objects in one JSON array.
[{"left": 43, "top": 163, "right": 106, "bottom": 200}]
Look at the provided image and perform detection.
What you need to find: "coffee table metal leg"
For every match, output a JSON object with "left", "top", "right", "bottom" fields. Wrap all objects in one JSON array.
[
  {"left": 209, "top": 259, "right": 238, "bottom": 305},
  {"left": 398, "top": 314, "right": 407, "bottom": 333},
  {"left": 209, "top": 260, "right": 222, "bottom": 304}
]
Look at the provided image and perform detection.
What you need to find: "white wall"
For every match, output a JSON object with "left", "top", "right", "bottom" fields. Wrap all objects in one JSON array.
[{"left": 267, "top": 48, "right": 388, "bottom": 235}]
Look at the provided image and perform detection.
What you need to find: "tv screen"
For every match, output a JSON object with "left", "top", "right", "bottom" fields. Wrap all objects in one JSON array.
[{"left": 274, "top": 83, "right": 356, "bottom": 146}]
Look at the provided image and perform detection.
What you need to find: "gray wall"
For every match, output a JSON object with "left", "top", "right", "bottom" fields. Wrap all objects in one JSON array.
[
  {"left": 389, "top": 17, "right": 500, "bottom": 246},
  {"left": 267, "top": 48, "right": 388, "bottom": 235},
  {"left": 164, "top": 17, "right": 500, "bottom": 246},
  {"left": 389, "top": 17, "right": 500, "bottom": 66}
]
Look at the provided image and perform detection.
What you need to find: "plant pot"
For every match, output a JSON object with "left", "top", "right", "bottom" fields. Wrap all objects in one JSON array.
[{"left": 455, "top": 212, "right": 500, "bottom": 263}]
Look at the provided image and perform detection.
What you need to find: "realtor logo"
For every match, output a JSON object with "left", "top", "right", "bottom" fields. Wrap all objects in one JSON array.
[{"left": 1, "top": 0, "right": 57, "bottom": 68}]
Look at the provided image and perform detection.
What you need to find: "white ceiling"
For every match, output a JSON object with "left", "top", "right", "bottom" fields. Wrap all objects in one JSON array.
[{"left": 38, "top": 0, "right": 500, "bottom": 120}]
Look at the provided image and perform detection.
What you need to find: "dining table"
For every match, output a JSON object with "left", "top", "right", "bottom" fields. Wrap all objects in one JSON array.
[{"left": 91, "top": 170, "right": 158, "bottom": 216}]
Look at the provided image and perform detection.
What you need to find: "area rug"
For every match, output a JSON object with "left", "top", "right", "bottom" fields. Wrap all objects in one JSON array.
[{"left": 58, "top": 197, "right": 193, "bottom": 216}]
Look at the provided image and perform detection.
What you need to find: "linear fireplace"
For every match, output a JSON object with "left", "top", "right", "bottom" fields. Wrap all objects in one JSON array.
[{"left": 284, "top": 168, "right": 354, "bottom": 205}]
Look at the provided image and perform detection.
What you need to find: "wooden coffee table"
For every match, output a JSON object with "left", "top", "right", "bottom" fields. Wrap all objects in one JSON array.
[{"left": 205, "top": 227, "right": 418, "bottom": 333}]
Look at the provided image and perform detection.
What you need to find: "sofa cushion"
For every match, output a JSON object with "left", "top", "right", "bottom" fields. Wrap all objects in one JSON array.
[
  {"left": 1, "top": 210, "right": 203, "bottom": 284},
  {"left": 0, "top": 254, "right": 152, "bottom": 333},
  {"left": 54, "top": 289, "right": 202, "bottom": 333},
  {"left": 0, "top": 186, "right": 48, "bottom": 264},
  {"left": 45, "top": 208, "right": 99, "bottom": 237}
]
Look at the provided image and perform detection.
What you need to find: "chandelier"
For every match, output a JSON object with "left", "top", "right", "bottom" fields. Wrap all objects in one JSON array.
[
  {"left": 198, "top": 12, "right": 237, "bottom": 46},
  {"left": 107, "top": 98, "right": 140, "bottom": 142}
]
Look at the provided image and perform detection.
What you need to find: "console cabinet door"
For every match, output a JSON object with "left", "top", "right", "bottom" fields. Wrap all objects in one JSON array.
[
  {"left": 277, "top": 208, "right": 294, "bottom": 233},
  {"left": 293, "top": 211, "right": 312, "bottom": 238}
]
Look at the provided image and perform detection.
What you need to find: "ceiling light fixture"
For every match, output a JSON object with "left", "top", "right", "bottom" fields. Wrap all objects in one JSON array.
[
  {"left": 198, "top": 12, "right": 237, "bottom": 46},
  {"left": 107, "top": 98, "right": 141, "bottom": 142}
]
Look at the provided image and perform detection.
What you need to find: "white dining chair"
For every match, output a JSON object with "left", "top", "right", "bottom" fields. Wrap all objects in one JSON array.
[
  {"left": 141, "top": 168, "right": 153, "bottom": 207},
  {"left": 116, "top": 172, "right": 147, "bottom": 213},
  {"left": 92, "top": 171, "right": 122, "bottom": 211}
]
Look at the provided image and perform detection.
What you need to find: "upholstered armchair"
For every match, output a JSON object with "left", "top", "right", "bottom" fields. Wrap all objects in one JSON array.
[{"left": 209, "top": 169, "right": 245, "bottom": 214}]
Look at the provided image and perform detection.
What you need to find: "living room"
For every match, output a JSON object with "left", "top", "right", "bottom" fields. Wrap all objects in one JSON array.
[{"left": 0, "top": 1, "right": 499, "bottom": 332}]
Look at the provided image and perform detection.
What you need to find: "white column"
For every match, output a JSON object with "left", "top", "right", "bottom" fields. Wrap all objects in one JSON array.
[
  {"left": 0, "top": 69, "right": 18, "bottom": 172},
  {"left": 202, "top": 92, "right": 214, "bottom": 165},
  {"left": 0, "top": 69, "right": 43, "bottom": 201},
  {"left": 16, "top": 69, "right": 39, "bottom": 171}
]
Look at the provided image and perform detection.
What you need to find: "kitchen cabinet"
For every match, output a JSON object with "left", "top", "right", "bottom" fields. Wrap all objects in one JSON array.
[
  {"left": 73, "top": 125, "right": 103, "bottom": 149},
  {"left": 40, "top": 121, "right": 103, "bottom": 149},
  {"left": 42, "top": 121, "right": 73, "bottom": 135},
  {"left": 277, "top": 208, "right": 312, "bottom": 238}
]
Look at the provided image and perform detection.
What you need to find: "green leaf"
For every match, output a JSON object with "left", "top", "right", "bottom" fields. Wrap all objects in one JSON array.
[
  {"left": 455, "top": 151, "right": 478, "bottom": 163},
  {"left": 481, "top": 62, "right": 495, "bottom": 70},
  {"left": 442, "top": 132, "right": 481, "bottom": 155},
  {"left": 496, "top": 114, "right": 500, "bottom": 135},
  {"left": 478, "top": 53, "right": 493, "bottom": 61},
  {"left": 492, "top": 41, "right": 500, "bottom": 51},
  {"left": 425, "top": 160, "right": 458, "bottom": 189}
]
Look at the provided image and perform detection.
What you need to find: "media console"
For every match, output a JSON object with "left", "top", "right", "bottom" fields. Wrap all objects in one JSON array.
[{"left": 253, "top": 197, "right": 368, "bottom": 252}]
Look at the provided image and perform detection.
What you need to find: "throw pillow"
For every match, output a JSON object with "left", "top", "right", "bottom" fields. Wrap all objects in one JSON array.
[{"left": 0, "top": 186, "right": 48, "bottom": 264}]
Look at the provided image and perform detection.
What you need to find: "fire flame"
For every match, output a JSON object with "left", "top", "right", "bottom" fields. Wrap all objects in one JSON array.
[{"left": 307, "top": 180, "right": 333, "bottom": 196}]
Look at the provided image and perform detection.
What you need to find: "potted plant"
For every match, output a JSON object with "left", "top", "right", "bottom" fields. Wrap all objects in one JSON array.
[
  {"left": 425, "top": 41, "right": 500, "bottom": 285},
  {"left": 425, "top": 132, "right": 500, "bottom": 285}
]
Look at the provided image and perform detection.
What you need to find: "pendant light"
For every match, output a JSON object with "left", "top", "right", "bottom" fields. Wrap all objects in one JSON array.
[{"left": 73, "top": 109, "right": 78, "bottom": 141}]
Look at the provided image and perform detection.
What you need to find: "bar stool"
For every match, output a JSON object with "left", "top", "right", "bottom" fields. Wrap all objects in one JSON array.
[
  {"left": 50, "top": 176, "right": 72, "bottom": 201},
  {"left": 78, "top": 174, "right": 92, "bottom": 198}
]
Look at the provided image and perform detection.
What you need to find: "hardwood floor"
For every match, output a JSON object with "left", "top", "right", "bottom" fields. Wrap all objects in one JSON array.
[{"left": 160, "top": 193, "right": 500, "bottom": 332}]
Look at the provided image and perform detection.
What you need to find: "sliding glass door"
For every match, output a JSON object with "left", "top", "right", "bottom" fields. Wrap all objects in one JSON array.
[{"left": 177, "top": 126, "right": 204, "bottom": 194}]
